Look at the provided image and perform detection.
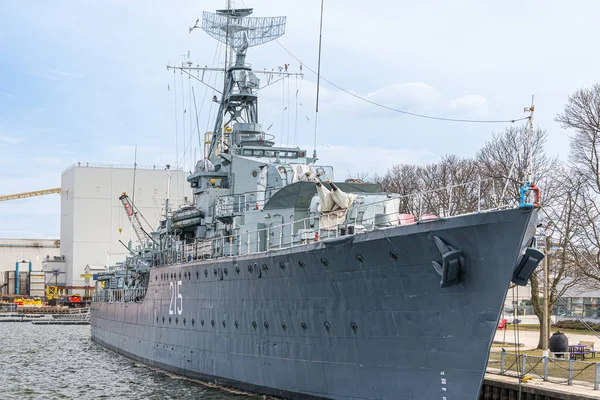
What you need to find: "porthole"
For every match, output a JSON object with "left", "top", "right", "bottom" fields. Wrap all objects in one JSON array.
[
  {"left": 183, "top": 318, "right": 186, "bottom": 325},
  {"left": 196, "top": 271, "right": 199, "bottom": 279},
  {"left": 281, "top": 323, "right": 287, "bottom": 330},
  {"left": 252, "top": 321, "right": 257, "bottom": 329},
  {"left": 204, "top": 269, "right": 208, "bottom": 277},
  {"left": 169, "top": 317, "right": 172, "bottom": 324},
  {"left": 192, "top": 319, "right": 195, "bottom": 326},
  {"left": 389, "top": 250, "right": 399, "bottom": 261},
  {"left": 279, "top": 261, "right": 286, "bottom": 270},
  {"left": 213, "top": 268, "right": 217, "bottom": 276},
  {"left": 324, "top": 321, "right": 331, "bottom": 333},
  {"left": 162, "top": 316, "right": 165, "bottom": 323},
  {"left": 175, "top": 317, "right": 178, "bottom": 324},
  {"left": 235, "top": 320, "right": 239, "bottom": 329},
  {"left": 301, "top": 322, "right": 307, "bottom": 331},
  {"left": 211, "top": 319, "right": 215, "bottom": 327},
  {"left": 351, "top": 322, "right": 358, "bottom": 333},
  {"left": 355, "top": 254, "right": 364, "bottom": 264},
  {"left": 252, "top": 169, "right": 259, "bottom": 177},
  {"left": 156, "top": 316, "right": 159, "bottom": 323},
  {"left": 155, "top": 275, "right": 157, "bottom": 281},
  {"left": 236, "top": 266, "right": 240, "bottom": 274},
  {"left": 298, "top": 261, "right": 305, "bottom": 268},
  {"left": 320, "top": 258, "right": 329, "bottom": 267},
  {"left": 224, "top": 268, "right": 228, "bottom": 275},
  {"left": 201, "top": 319, "right": 205, "bottom": 326},
  {"left": 264, "top": 321, "right": 269, "bottom": 329},
  {"left": 222, "top": 320, "right": 226, "bottom": 328},
  {"left": 262, "top": 263, "right": 268, "bottom": 271}
]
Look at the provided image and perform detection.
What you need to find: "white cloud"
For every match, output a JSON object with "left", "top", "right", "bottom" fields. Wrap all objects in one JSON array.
[
  {"left": 446, "top": 94, "right": 487, "bottom": 117},
  {"left": 0, "top": 136, "right": 21, "bottom": 144},
  {"left": 33, "top": 157, "right": 62, "bottom": 166},
  {"left": 313, "top": 143, "right": 436, "bottom": 177},
  {"left": 366, "top": 82, "right": 443, "bottom": 110},
  {"left": 28, "top": 67, "right": 84, "bottom": 82}
]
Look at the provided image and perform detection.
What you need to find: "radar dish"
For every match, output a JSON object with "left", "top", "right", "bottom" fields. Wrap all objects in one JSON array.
[{"left": 202, "top": 10, "right": 286, "bottom": 53}]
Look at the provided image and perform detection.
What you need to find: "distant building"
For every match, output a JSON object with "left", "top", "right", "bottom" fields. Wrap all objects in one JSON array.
[
  {"left": 0, "top": 239, "right": 60, "bottom": 295},
  {"left": 0, "top": 238, "right": 60, "bottom": 272},
  {"left": 60, "top": 163, "right": 189, "bottom": 291},
  {"left": 553, "top": 278, "right": 600, "bottom": 320}
]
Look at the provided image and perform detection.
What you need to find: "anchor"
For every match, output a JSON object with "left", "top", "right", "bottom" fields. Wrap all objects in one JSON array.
[{"left": 431, "top": 236, "right": 464, "bottom": 288}]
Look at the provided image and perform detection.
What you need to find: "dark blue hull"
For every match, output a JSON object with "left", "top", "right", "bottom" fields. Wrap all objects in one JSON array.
[{"left": 91, "top": 207, "right": 536, "bottom": 399}]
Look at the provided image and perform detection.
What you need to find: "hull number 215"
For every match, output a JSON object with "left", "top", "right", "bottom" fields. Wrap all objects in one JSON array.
[{"left": 169, "top": 280, "right": 183, "bottom": 315}]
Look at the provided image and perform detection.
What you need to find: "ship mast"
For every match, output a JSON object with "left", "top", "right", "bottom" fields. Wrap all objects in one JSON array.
[{"left": 170, "top": 7, "right": 292, "bottom": 165}]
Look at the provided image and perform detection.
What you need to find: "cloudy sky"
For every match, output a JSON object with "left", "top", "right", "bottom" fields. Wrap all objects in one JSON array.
[{"left": 1, "top": 0, "right": 598, "bottom": 238}]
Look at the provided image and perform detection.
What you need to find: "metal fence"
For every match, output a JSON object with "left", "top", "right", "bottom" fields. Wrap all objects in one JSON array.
[{"left": 488, "top": 351, "right": 600, "bottom": 389}]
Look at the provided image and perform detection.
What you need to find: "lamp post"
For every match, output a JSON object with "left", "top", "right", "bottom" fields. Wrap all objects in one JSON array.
[{"left": 542, "top": 235, "right": 550, "bottom": 358}]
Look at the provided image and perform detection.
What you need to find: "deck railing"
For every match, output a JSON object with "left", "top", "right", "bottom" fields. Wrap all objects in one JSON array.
[
  {"left": 152, "top": 177, "right": 521, "bottom": 265},
  {"left": 93, "top": 288, "right": 147, "bottom": 303}
]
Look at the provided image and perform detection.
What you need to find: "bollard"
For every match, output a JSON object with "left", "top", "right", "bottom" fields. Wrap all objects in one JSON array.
[
  {"left": 568, "top": 358, "right": 574, "bottom": 385},
  {"left": 595, "top": 362, "right": 600, "bottom": 390},
  {"left": 544, "top": 356, "right": 548, "bottom": 381},
  {"left": 521, "top": 354, "right": 527, "bottom": 377},
  {"left": 500, "top": 350, "right": 505, "bottom": 374}
]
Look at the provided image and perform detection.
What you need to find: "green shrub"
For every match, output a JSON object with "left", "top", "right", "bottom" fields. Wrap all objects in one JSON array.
[{"left": 554, "top": 319, "right": 600, "bottom": 331}]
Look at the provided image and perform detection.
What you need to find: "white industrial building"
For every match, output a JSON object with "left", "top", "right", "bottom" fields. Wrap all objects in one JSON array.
[
  {"left": 60, "top": 163, "right": 188, "bottom": 290},
  {"left": 0, "top": 238, "right": 60, "bottom": 272},
  {"left": 0, "top": 239, "right": 61, "bottom": 295}
]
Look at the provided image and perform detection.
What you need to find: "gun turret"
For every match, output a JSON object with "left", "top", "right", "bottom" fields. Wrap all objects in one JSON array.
[
  {"left": 327, "top": 179, "right": 351, "bottom": 209},
  {"left": 306, "top": 172, "right": 334, "bottom": 212}
]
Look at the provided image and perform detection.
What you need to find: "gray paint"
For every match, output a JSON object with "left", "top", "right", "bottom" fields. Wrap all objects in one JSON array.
[{"left": 92, "top": 207, "right": 536, "bottom": 400}]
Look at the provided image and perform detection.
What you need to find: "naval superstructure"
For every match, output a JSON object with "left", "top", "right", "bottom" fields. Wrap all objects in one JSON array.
[{"left": 90, "top": 6, "right": 544, "bottom": 399}]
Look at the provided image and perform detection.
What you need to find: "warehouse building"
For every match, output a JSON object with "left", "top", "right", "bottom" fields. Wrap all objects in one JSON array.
[{"left": 60, "top": 163, "right": 189, "bottom": 290}]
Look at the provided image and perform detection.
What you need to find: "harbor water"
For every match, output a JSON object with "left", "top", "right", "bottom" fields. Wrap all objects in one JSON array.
[{"left": 0, "top": 323, "right": 256, "bottom": 399}]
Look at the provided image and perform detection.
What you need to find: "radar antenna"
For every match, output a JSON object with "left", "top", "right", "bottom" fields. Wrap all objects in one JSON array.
[
  {"left": 201, "top": 9, "right": 285, "bottom": 58},
  {"left": 180, "top": 7, "right": 288, "bottom": 163}
]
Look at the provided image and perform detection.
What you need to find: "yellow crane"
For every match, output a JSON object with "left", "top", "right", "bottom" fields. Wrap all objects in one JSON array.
[{"left": 0, "top": 188, "right": 61, "bottom": 202}]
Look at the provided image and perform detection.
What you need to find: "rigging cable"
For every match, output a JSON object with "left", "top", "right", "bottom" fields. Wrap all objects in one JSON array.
[
  {"left": 172, "top": 69, "right": 180, "bottom": 193},
  {"left": 294, "top": 75, "right": 299, "bottom": 146},
  {"left": 189, "top": 74, "right": 193, "bottom": 172},
  {"left": 281, "top": 74, "right": 285, "bottom": 145},
  {"left": 313, "top": 0, "right": 324, "bottom": 158},
  {"left": 181, "top": 63, "right": 186, "bottom": 172},
  {"left": 276, "top": 41, "right": 531, "bottom": 125},
  {"left": 287, "top": 73, "right": 291, "bottom": 146},
  {"left": 206, "top": 42, "right": 224, "bottom": 134}
]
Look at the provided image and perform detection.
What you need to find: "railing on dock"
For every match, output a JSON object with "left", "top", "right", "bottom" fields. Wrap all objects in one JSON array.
[
  {"left": 488, "top": 351, "right": 600, "bottom": 390},
  {"left": 0, "top": 303, "right": 17, "bottom": 313}
]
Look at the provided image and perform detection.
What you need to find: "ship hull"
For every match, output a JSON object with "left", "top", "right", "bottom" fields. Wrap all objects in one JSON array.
[{"left": 91, "top": 207, "right": 536, "bottom": 400}]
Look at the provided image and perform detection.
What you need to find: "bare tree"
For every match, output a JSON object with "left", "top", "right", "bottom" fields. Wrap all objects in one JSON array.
[
  {"left": 475, "top": 126, "right": 560, "bottom": 207},
  {"left": 556, "top": 84, "right": 600, "bottom": 285},
  {"left": 556, "top": 84, "right": 600, "bottom": 194},
  {"left": 530, "top": 167, "right": 586, "bottom": 348}
]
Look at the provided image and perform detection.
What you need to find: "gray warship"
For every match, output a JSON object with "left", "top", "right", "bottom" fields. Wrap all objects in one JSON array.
[{"left": 90, "top": 6, "right": 544, "bottom": 400}]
